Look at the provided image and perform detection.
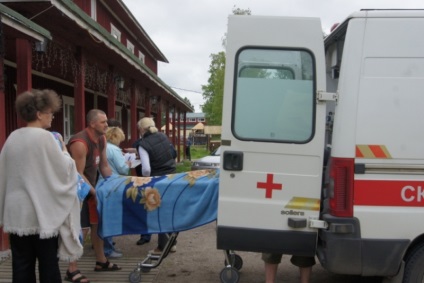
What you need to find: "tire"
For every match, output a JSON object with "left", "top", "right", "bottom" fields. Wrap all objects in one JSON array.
[
  {"left": 403, "top": 242, "right": 424, "bottom": 283},
  {"left": 220, "top": 267, "right": 240, "bottom": 283},
  {"left": 129, "top": 271, "right": 141, "bottom": 283}
]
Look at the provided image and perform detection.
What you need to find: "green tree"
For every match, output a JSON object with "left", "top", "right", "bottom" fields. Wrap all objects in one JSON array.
[
  {"left": 182, "top": 97, "right": 194, "bottom": 110},
  {"left": 201, "top": 51, "right": 225, "bottom": 125},
  {"left": 201, "top": 6, "right": 251, "bottom": 125}
]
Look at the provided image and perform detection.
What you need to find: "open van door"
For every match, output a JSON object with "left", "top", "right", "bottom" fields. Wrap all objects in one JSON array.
[{"left": 217, "top": 15, "right": 327, "bottom": 256}]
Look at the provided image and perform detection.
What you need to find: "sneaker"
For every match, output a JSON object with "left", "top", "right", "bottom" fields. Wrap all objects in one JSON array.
[
  {"left": 170, "top": 245, "right": 177, "bottom": 253},
  {"left": 113, "top": 247, "right": 123, "bottom": 253},
  {"left": 107, "top": 250, "right": 123, "bottom": 258}
]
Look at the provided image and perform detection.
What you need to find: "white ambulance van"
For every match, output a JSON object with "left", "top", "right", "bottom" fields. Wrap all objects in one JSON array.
[{"left": 217, "top": 10, "right": 424, "bottom": 283}]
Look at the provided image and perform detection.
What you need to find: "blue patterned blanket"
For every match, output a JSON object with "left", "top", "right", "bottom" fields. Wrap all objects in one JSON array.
[{"left": 96, "top": 169, "right": 219, "bottom": 238}]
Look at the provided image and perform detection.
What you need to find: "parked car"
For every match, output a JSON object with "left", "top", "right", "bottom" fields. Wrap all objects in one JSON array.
[{"left": 191, "top": 146, "right": 221, "bottom": 170}]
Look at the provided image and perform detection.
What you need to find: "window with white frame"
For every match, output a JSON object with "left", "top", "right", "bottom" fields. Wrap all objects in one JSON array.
[
  {"left": 115, "top": 106, "right": 122, "bottom": 126},
  {"left": 62, "top": 96, "right": 75, "bottom": 143},
  {"left": 138, "top": 51, "right": 145, "bottom": 63},
  {"left": 90, "top": 0, "right": 97, "bottom": 20},
  {"left": 127, "top": 40, "right": 134, "bottom": 54},
  {"left": 198, "top": 118, "right": 205, "bottom": 122},
  {"left": 111, "top": 23, "right": 121, "bottom": 41},
  {"left": 189, "top": 118, "right": 196, "bottom": 122}
]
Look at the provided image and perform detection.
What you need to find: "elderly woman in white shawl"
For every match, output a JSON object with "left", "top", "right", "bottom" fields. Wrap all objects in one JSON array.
[{"left": 0, "top": 89, "right": 82, "bottom": 283}]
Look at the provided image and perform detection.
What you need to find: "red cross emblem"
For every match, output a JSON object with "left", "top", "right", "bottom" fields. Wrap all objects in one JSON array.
[{"left": 257, "top": 173, "right": 282, "bottom": 198}]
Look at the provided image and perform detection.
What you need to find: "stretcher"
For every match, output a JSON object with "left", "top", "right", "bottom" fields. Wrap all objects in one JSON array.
[{"left": 96, "top": 169, "right": 243, "bottom": 283}]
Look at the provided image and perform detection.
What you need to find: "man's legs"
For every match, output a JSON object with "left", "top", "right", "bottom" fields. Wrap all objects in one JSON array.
[
  {"left": 88, "top": 197, "right": 120, "bottom": 271},
  {"left": 264, "top": 262, "right": 279, "bottom": 283},
  {"left": 299, "top": 266, "right": 312, "bottom": 283},
  {"left": 291, "top": 255, "right": 315, "bottom": 283},
  {"left": 262, "top": 253, "right": 282, "bottom": 283},
  {"left": 91, "top": 224, "right": 108, "bottom": 262}
]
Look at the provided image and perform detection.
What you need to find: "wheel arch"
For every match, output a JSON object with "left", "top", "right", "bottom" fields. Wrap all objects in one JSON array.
[{"left": 404, "top": 234, "right": 424, "bottom": 262}]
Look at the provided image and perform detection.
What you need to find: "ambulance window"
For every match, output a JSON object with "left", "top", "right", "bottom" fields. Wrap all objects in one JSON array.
[{"left": 233, "top": 48, "right": 314, "bottom": 143}]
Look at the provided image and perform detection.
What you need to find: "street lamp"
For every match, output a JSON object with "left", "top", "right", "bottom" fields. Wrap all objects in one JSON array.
[{"left": 115, "top": 76, "right": 125, "bottom": 90}]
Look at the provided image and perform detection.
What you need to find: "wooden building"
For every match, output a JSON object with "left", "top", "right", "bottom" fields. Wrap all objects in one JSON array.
[{"left": 0, "top": 0, "right": 192, "bottom": 253}]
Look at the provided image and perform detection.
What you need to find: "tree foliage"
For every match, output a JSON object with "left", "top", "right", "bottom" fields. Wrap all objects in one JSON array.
[
  {"left": 182, "top": 96, "right": 194, "bottom": 110},
  {"left": 201, "top": 7, "right": 251, "bottom": 125},
  {"left": 232, "top": 6, "right": 251, "bottom": 15},
  {"left": 201, "top": 51, "right": 225, "bottom": 125}
]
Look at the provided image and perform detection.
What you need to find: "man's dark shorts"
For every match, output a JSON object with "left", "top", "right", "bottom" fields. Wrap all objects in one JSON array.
[{"left": 261, "top": 253, "right": 316, "bottom": 268}]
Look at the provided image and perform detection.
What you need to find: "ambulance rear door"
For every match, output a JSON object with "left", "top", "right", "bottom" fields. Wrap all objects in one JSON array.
[{"left": 217, "top": 15, "right": 327, "bottom": 256}]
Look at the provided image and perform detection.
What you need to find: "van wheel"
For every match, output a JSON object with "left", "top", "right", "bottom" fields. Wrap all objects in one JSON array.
[{"left": 403, "top": 242, "right": 424, "bottom": 283}]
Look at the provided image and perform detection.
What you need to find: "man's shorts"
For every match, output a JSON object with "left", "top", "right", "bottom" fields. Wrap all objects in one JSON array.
[
  {"left": 261, "top": 253, "right": 316, "bottom": 268},
  {"left": 80, "top": 196, "right": 99, "bottom": 227}
]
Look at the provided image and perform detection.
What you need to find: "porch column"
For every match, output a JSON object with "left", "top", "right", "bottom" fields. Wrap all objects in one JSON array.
[
  {"left": 165, "top": 101, "right": 170, "bottom": 136},
  {"left": 16, "top": 38, "right": 32, "bottom": 128},
  {"left": 172, "top": 104, "right": 176, "bottom": 145},
  {"left": 74, "top": 47, "right": 85, "bottom": 132},
  {"left": 156, "top": 96, "right": 162, "bottom": 130},
  {"left": 177, "top": 109, "right": 181, "bottom": 162},
  {"left": 130, "top": 80, "right": 138, "bottom": 143},
  {"left": 183, "top": 112, "right": 187, "bottom": 160},
  {"left": 106, "top": 67, "right": 116, "bottom": 119}
]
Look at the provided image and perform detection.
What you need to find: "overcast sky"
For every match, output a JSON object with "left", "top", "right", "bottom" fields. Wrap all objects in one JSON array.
[{"left": 122, "top": 0, "right": 422, "bottom": 112}]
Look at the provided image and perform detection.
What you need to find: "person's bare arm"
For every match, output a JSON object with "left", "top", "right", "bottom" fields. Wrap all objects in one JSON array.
[
  {"left": 99, "top": 138, "right": 112, "bottom": 178},
  {"left": 69, "top": 141, "right": 96, "bottom": 196}
]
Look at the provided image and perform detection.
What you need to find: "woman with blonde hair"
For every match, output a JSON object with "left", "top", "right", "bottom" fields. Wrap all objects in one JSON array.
[
  {"left": 99, "top": 126, "right": 130, "bottom": 258},
  {"left": 103, "top": 126, "right": 131, "bottom": 177}
]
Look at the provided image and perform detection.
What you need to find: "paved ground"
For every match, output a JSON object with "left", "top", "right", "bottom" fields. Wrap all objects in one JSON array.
[{"left": 112, "top": 222, "right": 383, "bottom": 283}]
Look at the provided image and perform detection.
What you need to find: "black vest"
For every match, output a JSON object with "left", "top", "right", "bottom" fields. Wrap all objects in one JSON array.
[{"left": 139, "top": 132, "right": 176, "bottom": 176}]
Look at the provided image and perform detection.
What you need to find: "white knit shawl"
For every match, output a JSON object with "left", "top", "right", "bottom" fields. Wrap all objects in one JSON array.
[{"left": 0, "top": 127, "right": 83, "bottom": 261}]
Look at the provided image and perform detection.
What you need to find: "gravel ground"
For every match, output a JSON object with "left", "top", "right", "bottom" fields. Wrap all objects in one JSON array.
[{"left": 112, "top": 222, "right": 383, "bottom": 283}]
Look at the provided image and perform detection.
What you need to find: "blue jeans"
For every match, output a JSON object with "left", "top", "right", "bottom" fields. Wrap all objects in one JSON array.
[
  {"left": 10, "top": 234, "right": 61, "bottom": 283},
  {"left": 103, "top": 236, "right": 116, "bottom": 256}
]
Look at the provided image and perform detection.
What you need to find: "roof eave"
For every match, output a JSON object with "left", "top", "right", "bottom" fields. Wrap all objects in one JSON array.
[
  {"left": 0, "top": 3, "right": 51, "bottom": 42},
  {"left": 52, "top": 0, "right": 192, "bottom": 111}
]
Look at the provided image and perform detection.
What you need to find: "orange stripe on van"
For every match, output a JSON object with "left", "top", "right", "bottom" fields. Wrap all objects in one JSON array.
[{"left": 355, "top": 145, "right": 392, "bottom": 159}]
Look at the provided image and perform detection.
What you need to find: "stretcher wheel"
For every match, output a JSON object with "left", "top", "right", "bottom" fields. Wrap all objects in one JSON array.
[
  {"left": 129, "top": 271, "right": 141, "bottom": 283},
  {"left": 220, "top": 266, "right": 240, "bottom": 283},
  {"left": 224, "top": 254, "right": 243, "bottom": 271}
]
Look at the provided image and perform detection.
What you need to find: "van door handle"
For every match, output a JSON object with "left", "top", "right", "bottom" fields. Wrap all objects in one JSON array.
[
  {"left": 223, "top": 151, "right": 243, "bottom": 171},
  {"left": 288, "top": 218, "right": 307, "bottom": 228}
]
